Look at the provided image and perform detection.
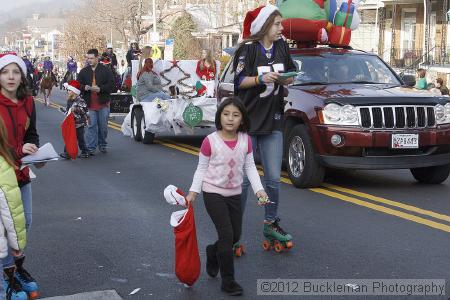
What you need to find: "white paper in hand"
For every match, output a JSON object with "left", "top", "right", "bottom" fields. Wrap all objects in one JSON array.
[{"left": 21, "top": 143, "right": 59, "bottom": 165}]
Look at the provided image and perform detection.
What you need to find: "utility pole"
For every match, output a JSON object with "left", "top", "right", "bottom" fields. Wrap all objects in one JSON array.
[{"left": 153, "top": 0, "right": 156, "bottom": 34}]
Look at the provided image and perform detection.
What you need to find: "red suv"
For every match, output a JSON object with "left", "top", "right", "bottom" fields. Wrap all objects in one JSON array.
[{"left": 217, "top": 46, "right": 450, "bottom": 188}]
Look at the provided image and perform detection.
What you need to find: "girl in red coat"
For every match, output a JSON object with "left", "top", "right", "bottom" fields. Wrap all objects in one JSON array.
[
  {"left": 196, "top": 49, "right": 217, "bottom": 81},
  {"left": 0, "top": 52, "right": 40, "bottom": 299}
]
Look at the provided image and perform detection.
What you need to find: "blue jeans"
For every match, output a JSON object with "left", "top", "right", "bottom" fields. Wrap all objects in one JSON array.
[
  {"left": 241, "top": 131, "right": 283, "bottom": 222},
  {"left": 140, "top": 91, "right": 171, "bottom": 102},
  {"left": 2, "top": 183, "right": 32, "bottom": 268},
  {"left": 85, "top": 106, "right": 110, "bottom": 151}
]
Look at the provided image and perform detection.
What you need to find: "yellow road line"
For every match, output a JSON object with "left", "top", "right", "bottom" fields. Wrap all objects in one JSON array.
[
  {"left": 311, "top": 188, "right": 450, "bottom": 233},
  {"left": 323, "top": 183, "right": 450, "bottom": 223},
  {"left": 49, "top": 106, "right": 450, "bottom": 233}
]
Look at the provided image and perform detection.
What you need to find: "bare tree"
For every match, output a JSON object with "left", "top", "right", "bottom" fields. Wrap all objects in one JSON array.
[{"left": 61, "top": 15, "right": 106, "bottom": 63}]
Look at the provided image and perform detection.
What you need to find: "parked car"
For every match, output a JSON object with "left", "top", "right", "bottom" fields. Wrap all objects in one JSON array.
[{"left": 217, "top": 46, "right": 450, "bottom": 188}]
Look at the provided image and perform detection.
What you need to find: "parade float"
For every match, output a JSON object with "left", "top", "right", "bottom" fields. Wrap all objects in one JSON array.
[{"left": 121, "top": 59, "right": 220, "bottom": 143}]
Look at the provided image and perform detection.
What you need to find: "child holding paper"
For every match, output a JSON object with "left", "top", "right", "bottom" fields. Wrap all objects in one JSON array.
[{"left": 0, "top": 52, "right": 40, "bottom": 299}]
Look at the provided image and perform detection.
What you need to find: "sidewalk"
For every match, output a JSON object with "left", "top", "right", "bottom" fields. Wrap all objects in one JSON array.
[{"left": 41, "top": 290, "right": 122, "bottom": 300}]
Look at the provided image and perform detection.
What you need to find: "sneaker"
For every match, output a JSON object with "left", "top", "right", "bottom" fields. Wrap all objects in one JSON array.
[
  {"left": 87, "top": 149, "right": 96, "bottom": 156},
  {"left": 59, "top": 152, "right": 70, "bottom": 159},
  {"left": 78, "top": 152, "right": 90, "bottom": 158},
  {"left": 221, "top": 279, "right": 243, "bottom": 296},
  {"left": 99, "top": 147, "right": 107, "bottom": 154}
]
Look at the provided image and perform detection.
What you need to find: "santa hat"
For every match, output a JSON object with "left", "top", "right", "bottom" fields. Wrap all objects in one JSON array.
[
  {"left": 0, "top": 52, "right": 27, "bottom": 75},
  {"left": 164, "top": 185, "right": 187, "bottom": 206},
  {"left": 63, "top": 80, "right": 81, "bottom": 95},
  {"left": 243, "top": 4, "right": 279, "bottom": 39}
]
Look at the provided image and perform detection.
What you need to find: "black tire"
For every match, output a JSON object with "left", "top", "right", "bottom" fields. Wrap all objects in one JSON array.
[
  {"left": 131, "top": 108, "right": 143, "bottom": 142},
  {"left": 410, "top": 164, "right": 450, "bottom": 184},
  {"left": 142, "top": 131, "right": 155, "bottom": 144},
  {"left": 286, "top": 124, "right": 325, "bottom": 188}
]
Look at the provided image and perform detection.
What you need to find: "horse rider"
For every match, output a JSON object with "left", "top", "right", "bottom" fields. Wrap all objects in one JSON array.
[
  {"left": 43, "top": 56, "right": 57, "bottom": 84},
  {"left": 66, "top": 56, "right": 78, "bottom": 81},
  {"left": 22, "top": 55, "right": 35, "bottom": 87}
]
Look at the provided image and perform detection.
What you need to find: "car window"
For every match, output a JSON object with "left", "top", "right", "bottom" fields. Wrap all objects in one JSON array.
[{"left": 292, "top": 54, "right": 400, "bottom": 85}]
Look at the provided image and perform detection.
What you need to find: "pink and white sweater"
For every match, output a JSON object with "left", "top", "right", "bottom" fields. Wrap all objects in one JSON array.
[{"left": 189, "top": 131, "right": 264, "bottom": 197}]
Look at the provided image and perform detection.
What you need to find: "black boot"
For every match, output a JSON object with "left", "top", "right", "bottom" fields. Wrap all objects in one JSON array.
[
  {"left": 217, "top": 250, "right": 243, "bottom": 296},
  {"left": 206, "top": 244, "right": 219, "bottom": 278}
]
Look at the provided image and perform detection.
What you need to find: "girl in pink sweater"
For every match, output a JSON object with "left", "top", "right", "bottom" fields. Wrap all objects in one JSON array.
[{"left": 186, "top": 97, "right": 268, "bottom": 296}]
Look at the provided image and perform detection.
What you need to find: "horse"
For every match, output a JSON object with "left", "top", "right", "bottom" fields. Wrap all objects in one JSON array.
[{"left": 40, "top": 71, "right": 54, "bottom": 106}]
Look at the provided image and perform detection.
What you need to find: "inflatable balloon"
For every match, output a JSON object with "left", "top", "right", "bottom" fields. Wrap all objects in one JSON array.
[
  {"left": 278, "top": 0, "right": 358, "bottom": 46},
  {"left": 279, "top": 0, "right": 326, "bottom": 20},
  {"left": 279, "top": 0, "right": 328, "bottom": 42},
  {"left": 334, "top": 0, "right": 355, "bottom": 28},
  {"left": 325, "top": 0, "right": 338, "bottom": 23},
  {"left": 350, "top": 8, "right": 360, "bottom": 30}
]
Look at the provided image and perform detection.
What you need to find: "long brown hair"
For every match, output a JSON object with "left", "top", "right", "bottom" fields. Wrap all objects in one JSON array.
[
  {"left": 233, "top": 10, "right": 282, "bottom": 72},
  {"left": 0, "top": 117, "right": 16, "bottom": 168},
  {"left": 137, "top": 58, "right": 155, "bottom": 80},
  {"left": 199, "top": 49, "right": 216, "bottom": 73},
  {"left": 139, "top": 46, "right": 152, "bottom": 71}
]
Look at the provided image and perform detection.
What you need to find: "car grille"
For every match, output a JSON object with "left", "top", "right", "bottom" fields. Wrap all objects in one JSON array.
[{"left": 359, "top": 106, "right": 436, "bottom": 129}]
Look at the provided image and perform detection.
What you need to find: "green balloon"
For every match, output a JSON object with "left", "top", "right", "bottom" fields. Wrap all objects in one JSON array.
[
  {"left": 183, "top": 103, "right": 203, "bottom": 127},
  {"left": 131, "top": 85, "right": 137, "bottom": 97}
]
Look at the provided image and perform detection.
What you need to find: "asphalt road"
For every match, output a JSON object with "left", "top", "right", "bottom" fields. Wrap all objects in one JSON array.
[{"left": 26, "top": 89, "right": 450, "bottom": 300}]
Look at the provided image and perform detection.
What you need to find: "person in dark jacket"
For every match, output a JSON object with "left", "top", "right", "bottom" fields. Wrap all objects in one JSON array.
[
  {"left": 77, "top": 49, "right": 114, "bottom": 155},
  {"left": 126, "top": 42, "right": 141, "bottom": 68},
  {"left": 0, "top": 52, "right": 41, "bottom": 298},
  {"left": 105, "top": 44, "right": 118, "bottom": 70}
]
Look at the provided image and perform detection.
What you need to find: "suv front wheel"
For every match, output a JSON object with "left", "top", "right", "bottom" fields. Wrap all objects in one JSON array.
[
  {"left": 286, "top": 124, "right": 325, "bottom": 188},
  {"left": 410, "top": 164, "right": 450, "bottom": 184}
]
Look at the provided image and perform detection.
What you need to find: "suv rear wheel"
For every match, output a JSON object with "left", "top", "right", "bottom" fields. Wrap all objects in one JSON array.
[
  {"left": 410, "top": 164, "right": 450, "bottom": 184},
  {"left": 286, "top": 124, "right": 325, "bottom": 188}
]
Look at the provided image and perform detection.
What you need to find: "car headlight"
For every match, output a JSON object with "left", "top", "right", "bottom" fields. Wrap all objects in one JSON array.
[
  {"left": 341, "top": 105, "right": 358, "bottom": 123},
  {"left": 323, "top": 103, "right": 341, "bottom": 122},
  {"left": 435, "top": 104, "right": 450, "bottom": 124},
  {"left": 322, "top": 103, "right": 360, "bottom": 126}
]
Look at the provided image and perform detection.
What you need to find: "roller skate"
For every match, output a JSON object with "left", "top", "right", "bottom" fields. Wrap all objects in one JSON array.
[
  {"left": 233, "top": 242, "right": 245, "bottom": 257},
  {"left": 3, "top": 267, "right": 28, "bottom": 300},
  {"left": 262, "top": 218, "right": 294, "bottom": 253},
  {"left": 14, "top": 256, "right": 39, "bottom": 300}
]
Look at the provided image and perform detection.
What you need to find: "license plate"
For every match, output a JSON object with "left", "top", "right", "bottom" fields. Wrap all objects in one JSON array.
[{"left": 391, "top": 133, "right": 419, "bottom": 149}]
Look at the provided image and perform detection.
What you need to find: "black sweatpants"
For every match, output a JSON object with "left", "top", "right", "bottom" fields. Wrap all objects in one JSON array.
[{"left": 203, "top": 192, "right": 242, "bottom": 280}]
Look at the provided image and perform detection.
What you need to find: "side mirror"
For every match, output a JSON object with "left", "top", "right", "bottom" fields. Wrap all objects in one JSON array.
[{"left": 401, "top": 75, "right": 416, "bottom": 87}]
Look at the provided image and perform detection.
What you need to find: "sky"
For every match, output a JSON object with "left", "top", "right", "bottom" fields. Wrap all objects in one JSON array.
[{"left": 2, "top": 0, "right": 77, "bottom": 12}]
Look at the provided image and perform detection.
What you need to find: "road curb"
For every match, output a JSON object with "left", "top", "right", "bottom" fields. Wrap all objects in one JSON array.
[{"left": 40, "top": 290, "right": 123, "bottom": 300}]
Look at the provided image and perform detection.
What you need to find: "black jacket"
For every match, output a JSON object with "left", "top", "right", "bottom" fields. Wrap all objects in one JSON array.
[{"left": 77, "top": 64, "right": 114, "bottom": 106}]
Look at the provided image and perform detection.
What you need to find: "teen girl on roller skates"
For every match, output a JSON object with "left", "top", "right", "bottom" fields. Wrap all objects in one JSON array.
[
  {"left": 186, "top": 97, "right": 269, "bottom": 296},
  {"left": 233, "top": 4, "right": 296, "bottom": 254}
]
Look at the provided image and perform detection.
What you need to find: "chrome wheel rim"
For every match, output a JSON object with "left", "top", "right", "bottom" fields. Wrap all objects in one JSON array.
[
  {"left": 132, "top": 115, "right": 138, "bottom": 137},
  {"left": 289, "top": 136, "right": 305, "bottom": 178},
  {"left": 140, "top": 116, "right": 146, "bottom": 140}
]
